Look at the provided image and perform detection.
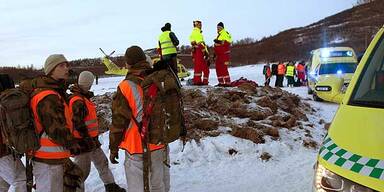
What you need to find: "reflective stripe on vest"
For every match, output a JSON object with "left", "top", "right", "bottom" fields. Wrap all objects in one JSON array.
[
  {"left": 286, "top": 66, "right": 295, "bottom": 77},
  {"left": 118, "top": 80, "right": 164, "bottom": 154},
  {"left": 30, "top": 90, "right": 72, "bottom": 159},
  {"left": 159, "top": 31, "right": 177, "bottom": 56},
  {"left": 69, "top": 95, "right": 99, "bottom": 138}
]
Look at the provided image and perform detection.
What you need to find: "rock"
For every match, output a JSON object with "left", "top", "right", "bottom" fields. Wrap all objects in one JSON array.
[
  {"left": 324, "top": 123, "right": 331, "bottom": 130},
  {"left": 228, "top": 148, "right": 238, "bottom": 155},
  {"left": 249, "top": 110, "right": 267, "bottom": 121},
  {"left": 292, "top": 108, "right": 308, "bottom": 121},
  {"left": 303, "top": 139, "right": 318, "bottom": 149},
  {"left": 193, "top": 119, "right": 219, "bottom": 131},
  {"left": 246, "top": 120, "right": 268, "bottom": 130},
  {"left": 260, "top": 152, "right": 272, "bottom": 161},
  {"left": 229, "top": 107, "right": 250, "bottom": 118},
  {"left": 285, "top": 116, "right": 297, "bottom": 128},
  {"left": 256, "top": 96, "right": 278, "bottom": 113},
  {"left": 266, "top": 127, "right": 280, "bottom": 138},
  {"left": 306, "top": 123, "right": 314, "bottom": 128},
  {"left": 231, "top": 127, "right": 265, "bottom": 144}
]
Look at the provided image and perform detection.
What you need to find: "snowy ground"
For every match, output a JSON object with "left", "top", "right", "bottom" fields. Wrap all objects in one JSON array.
[{"left": 87, "top": 64, "right": 339, "bottom": 192}]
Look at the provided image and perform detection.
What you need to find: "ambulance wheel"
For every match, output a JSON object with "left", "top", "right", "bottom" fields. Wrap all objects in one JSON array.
[
  {"left": 313, "top": 93, "right": 323, "bottom": 102},
  {"left": 308, "top": 88, "right": 313, "bottom": 95}
]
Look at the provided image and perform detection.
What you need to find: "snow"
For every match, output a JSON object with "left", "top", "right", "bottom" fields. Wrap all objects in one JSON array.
[
  {"left": 328, "top": 22, "right": 349, "bottom": 28},
  {"left": 329, "top": 36, "right": 348, "bottom": 44},
  {"left": 87, "top": 64, "right": 339, "bottom": 192}
]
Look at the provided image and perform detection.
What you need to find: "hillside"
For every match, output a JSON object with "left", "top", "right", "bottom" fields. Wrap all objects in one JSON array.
[
  {"left": 73, "top": 0, "right": 384, "bottom": 69},
  {"left": 230, "top": 0, "right": 384, "bottom": 65}
]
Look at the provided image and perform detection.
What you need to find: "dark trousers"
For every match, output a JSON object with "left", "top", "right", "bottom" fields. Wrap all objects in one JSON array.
[
  {"left": 162, "top": 54, "right": 178, "bottom": 75},
  {"left": 276, "top": 75, "right": 284, "bottom": 87},
  {"left": 286, "top": 76, "right": 294, "bottom": 86}
]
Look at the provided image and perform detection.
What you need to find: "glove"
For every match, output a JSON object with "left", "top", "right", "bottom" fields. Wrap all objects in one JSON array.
[
  {"left": 206, "top": 59, "right": 211, "bottom": 67},
  {"left": 69, "top": 143, "right": 81, "bottom": 156},
  {"left": 84, "top": 137, "right": 96, "bottom": 150},
  {"left": 224, "top": 61, "right": 230, "bottom": 66},
  {"left": 214, "top": 39, "right": 222, "bottom": 44},
  {"left": 110, "top": 151, "right": 119, "bottom": 164}
]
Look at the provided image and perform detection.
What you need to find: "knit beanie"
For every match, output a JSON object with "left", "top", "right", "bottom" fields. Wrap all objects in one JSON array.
[
  {"left": 193, "top": 20, "right": 202, "bottom": 27},
  {"left": 217, "top": 22, "right": 224, "bottom": 28},
  {"left": 44, "top": 54, "right": 68, "bottom": 75},
  {"left": 78, "top": 71, "right": 94, "bottom": 91},
  {"left": 124, "top": 46, "right": 146, "bottom": 66}
]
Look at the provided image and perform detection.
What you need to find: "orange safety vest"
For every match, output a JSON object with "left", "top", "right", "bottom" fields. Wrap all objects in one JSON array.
[
  {"left": 118, "top": 80, "right": 164, "bottom": 155},
  {"left": 277, "top": 64, "right": 286, "bottom": 75},
  {"left": 30, "top": 90, "right": 73, "bottom": 159},
  {"left": 296, "top": 64, "right": 305, "bottom": 72},
  {"left": 69, "top": 95, "right": 99, "bottom": 138}
]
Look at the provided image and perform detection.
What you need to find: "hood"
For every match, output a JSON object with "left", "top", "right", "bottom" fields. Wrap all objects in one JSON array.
[
  {"left": 126, "top": 61, "right": 152, "bottom": 78},
  {"left": 69, "top": 84, "right": 94, "bottom": 99},
  {"left": 20, "top": 76, "right": 68, "bottom": 95}
]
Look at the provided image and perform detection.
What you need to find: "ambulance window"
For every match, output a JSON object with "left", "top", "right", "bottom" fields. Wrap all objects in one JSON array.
[
  {"left": 318, "top": 63, "right": 357, "bottom": 75},
  {"left": 350, "top": 35, "right": 384, "bottom": 108}
]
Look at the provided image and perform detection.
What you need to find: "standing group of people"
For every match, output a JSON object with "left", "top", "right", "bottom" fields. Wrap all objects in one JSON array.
[
  {"left": 0, "top": 54, "right": 125, "bottom": 192},
  {"left": 0, "top": 46, "right": 178, "bottom": 192},
  {"left": 263, "top": 61, "right": 306, "bottom": 87},
  {"left": 157, "top": 21, "right": 233, "bottom": 87}
]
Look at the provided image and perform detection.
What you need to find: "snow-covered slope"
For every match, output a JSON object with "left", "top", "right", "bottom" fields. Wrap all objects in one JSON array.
[{"left": 87, "top": 64, "right": 338, "bottom": 192}]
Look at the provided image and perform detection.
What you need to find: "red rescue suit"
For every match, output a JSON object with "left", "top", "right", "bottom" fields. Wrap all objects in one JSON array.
[
  {"left": 192, "top": 44, "right": 209, "bottom": 85},
  {"left": 214, "top": 41, "right": 231, "bottom": 85}
]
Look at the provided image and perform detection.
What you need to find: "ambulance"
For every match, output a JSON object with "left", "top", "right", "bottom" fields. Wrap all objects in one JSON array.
[
  {"left": 313, "top": 26, "right": 384, "bottom": 191},
  {"left": 307, "top": 47, "right": 358, "bottom": 102}
]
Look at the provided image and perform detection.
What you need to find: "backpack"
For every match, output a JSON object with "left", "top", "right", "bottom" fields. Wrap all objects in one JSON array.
[
  {"left": 271, "top": 64, "right": 278, "bottom": 75},
  {"left": 263, "top": 66, "right": 267, "bottom": 75},
  {"left": 0, "top": 76, "right": 40, "bottom": 154},
  {"left": 140, "top": 67, "right": 186, "bottom": 145}
]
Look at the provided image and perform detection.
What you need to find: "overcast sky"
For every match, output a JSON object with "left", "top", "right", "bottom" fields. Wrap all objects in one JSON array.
[{"left": 0, "top": 0, "right": 357, "bottom": 68}]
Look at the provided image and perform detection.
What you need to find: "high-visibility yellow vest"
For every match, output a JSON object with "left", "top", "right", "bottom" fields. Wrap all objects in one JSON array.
[
  {"left": 286, "top": 65, "right": 295, "bottom": 77},
  {"left": 158, "top": 31, "right": 177, "bottom": 56},
  {"left": 217, "top": 29, "right": 232, "bottom": 43},
  {"left": 189, "top": 27, "right": 204, "bottom": 44},
  {"left": 190, "top": 27, "right": 208, "bottom": 53}
]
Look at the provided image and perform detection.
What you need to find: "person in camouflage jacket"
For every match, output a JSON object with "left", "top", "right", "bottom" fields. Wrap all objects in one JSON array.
[
  {"left": 110, "top": 46, "right": 167, "bottom": 192},
  {"left": 27, "top": 54, "right": 81, "bottom": 192},
  {"left": 69, "top": 71, "right": 125, "bottom": 192}
]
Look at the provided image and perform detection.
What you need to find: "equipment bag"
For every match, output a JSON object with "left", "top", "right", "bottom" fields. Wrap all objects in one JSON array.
[
  {"left": 0, "top": 76, "right": 40, "bottom": 154},
  {"left": 141, "top": 66, "right": 187, "bottom": 145},
  {"left": 230, "top": 77, "right": 258, "bottom": 87}
]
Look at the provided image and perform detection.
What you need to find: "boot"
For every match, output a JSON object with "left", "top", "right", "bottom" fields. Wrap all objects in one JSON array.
[{"left": 105, "top": 183, "right": 126, "bottom": 192}]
